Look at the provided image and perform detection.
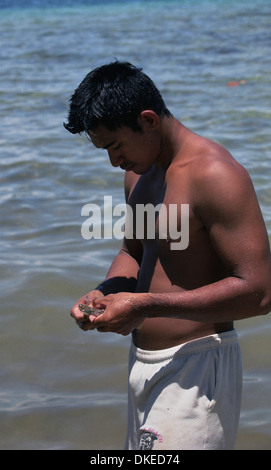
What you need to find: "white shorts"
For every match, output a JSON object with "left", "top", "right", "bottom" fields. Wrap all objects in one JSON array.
[{"left": 125, "top": 330, "right": 242, "bottom": 450}]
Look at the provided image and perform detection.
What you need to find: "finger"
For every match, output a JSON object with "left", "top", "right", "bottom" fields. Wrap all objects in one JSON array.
[
  {"left": 70, "top": 303, "right": 83, "bottom": 318},
  {"left": 79, "top": 314, "right": 100, "bottom": 330},
  {"left": 70, "top": 310, "right": 86, "bottom": 322},
  {"left": 70, "top": 303, "right": 90, "bottom": 321},
  {"left": 93, "top": 297, "right": 106, "bottom": 312},
  {"left": 88, "top": 314, "right": 97, "bottom": 324},
  {"left": 92, "top": 312, "right": 105, "bottom": 325},
  {"left": 97, "top": 326, "right": 109, "bottom": 333},
  {"left": 76, "top": 320, "right": 89, "bottom": 331}
]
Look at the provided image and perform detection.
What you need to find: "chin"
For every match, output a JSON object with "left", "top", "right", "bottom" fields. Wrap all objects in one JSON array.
[
  {"left": 134, "top": 165, "right": 153, "bottom": 175},
  {"left": 133, "top": 169, "right": 143, "bottom": 175}
]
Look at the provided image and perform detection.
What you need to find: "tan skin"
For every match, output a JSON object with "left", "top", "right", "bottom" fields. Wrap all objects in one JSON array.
[{"left": 70, "top": 111, "right": 271, "bottom": 350}]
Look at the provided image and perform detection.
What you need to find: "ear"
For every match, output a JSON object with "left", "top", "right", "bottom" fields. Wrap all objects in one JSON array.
[{"left": 139, "top": 110, "right": 160, "bottom": 130}]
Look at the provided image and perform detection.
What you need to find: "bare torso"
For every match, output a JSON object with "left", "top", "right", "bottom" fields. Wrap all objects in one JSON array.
[
  {"left": 127, "top": 133, "right": 234, "bottom": 349},
  {"left": 72, "top": 119, "right": 271, "bottom": 349}
]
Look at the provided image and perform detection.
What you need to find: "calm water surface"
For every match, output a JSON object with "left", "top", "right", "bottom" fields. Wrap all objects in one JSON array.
[{"left": 0, "top": 0, "right": 271, "bottom": 450}]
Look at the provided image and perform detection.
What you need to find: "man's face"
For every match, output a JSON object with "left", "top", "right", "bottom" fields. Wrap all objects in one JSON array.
[{"left": 88, "top": 119, "right": 162, "bottom": 175}]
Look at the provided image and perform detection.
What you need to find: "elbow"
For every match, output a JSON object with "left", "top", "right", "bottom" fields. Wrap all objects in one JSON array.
[
  {"left": 260, "top": 299, "right": 271, "bottom": 316},
  {"left": 247, "top": 280, "right": 271, "bottom": 317},
  {"left": 259, "top": 260, "right": 271, "bottom": 316},
  {"left": 258, "top": 288, "right": 271, "bottom": 316}
]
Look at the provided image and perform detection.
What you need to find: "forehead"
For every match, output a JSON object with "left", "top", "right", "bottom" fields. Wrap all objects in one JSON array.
[{"left": 88, "top": 126, "right": 122, "bottom": 149}]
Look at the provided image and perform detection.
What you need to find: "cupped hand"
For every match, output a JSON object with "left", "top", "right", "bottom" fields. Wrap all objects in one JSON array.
[
  {"left": 70, "top": 289, "right": 105, "bottom": 331},
  {"left": 92, "top": 292, "right": 145, "bottom": 335}
]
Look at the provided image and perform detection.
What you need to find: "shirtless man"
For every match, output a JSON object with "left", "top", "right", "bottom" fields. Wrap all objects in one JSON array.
[{"left": 64, "top": 61, "right": 271, "bottom": 450}]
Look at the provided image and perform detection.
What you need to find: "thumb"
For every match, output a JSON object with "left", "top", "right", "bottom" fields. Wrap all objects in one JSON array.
[{"left": 92, "top": 297, "right": 106, "bottom": 316}]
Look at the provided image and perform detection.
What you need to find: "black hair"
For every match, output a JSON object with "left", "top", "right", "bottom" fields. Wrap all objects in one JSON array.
[{"left": 63, "top": 61, "right": 171, "bottom": 134}]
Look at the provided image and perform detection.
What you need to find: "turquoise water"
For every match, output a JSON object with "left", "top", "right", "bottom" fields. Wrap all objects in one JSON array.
[{"left": 0, "top": 0, "right": 271, "bottom": 449}]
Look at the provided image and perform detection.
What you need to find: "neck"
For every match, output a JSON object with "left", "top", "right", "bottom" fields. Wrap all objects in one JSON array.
[{"left": 155, "top": 116, "right": 190, "bottom": 169}]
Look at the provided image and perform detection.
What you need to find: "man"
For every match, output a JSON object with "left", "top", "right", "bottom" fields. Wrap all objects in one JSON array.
[{"left": 64, "top": 61, "right": 271, "bottom": 450}]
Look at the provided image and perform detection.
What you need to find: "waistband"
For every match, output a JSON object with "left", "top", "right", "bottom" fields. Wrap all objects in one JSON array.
[{"left": 131, "top": 329, "right": 239, "bottom": 363}]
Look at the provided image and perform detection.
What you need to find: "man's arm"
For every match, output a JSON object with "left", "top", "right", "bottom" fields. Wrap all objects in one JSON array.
[
  {"left": 94, "top": 237, "right": 143, "bottom": 295},
  {"left": 93, "top": 159, "right": 271, "bottom": 334},
  {"left": 69, "top": 237, "right": 142, "bottom": 328},
  {"left": 155, "top": 158, "right": 271, "bottom": 322},
  {"left": 70, "top": 170, "right": 143, "bottom": 328},
  {"left": 96, "top": 169, "right": 142, "bottom": 295}
]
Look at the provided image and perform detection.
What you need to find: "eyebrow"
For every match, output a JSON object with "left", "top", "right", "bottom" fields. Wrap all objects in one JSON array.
[{"left": 103, "top": 141, "right": 116, "bottom": 150}]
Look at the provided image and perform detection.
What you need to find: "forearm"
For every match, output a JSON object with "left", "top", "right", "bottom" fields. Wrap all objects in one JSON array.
[
  {"left": 95, "top": 248, "right": 140, "bottom": 295},
  {"left": 138, "top": 276, "right": 271, "bottom": 323}
]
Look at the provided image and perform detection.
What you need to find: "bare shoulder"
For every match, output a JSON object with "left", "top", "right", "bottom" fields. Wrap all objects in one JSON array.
[
  {"left": 190, "top": 138, "right": 254, "bottom": 207},
  {"left": 183, "top": 137, "right": 266, "bottom": 238},
  {"left": 192, "top": 137, "right": 245, "bottom": 176}
]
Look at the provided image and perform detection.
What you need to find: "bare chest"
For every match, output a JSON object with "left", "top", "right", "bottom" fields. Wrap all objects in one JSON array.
[{"left": 126, "top": 169, "right": 202, "bottom": 250}]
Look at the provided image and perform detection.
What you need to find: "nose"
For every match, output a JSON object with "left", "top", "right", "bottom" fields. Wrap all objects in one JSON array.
[{"left": 108, "top": 150, "right": 124, "bottom": 168}]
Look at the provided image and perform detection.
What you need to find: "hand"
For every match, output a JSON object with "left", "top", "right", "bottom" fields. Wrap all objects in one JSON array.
[
  {"left": 92, "top": 292, "right": 145, "bottom": 335},
  {"left": 70, "top": 289, "right": 105, "bottom": 331}
]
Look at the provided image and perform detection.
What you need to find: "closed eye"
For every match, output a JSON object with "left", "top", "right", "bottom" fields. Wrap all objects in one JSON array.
[{"left": 112, "top": 143, "right": 121, "bottom": 151}]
